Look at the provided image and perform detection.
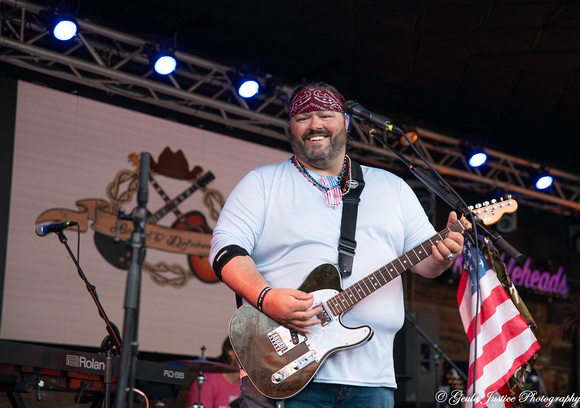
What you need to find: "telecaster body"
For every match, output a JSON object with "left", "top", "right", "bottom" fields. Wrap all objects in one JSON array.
[{"left": 229, "top": 263, "right": 372, "bottom": 400}]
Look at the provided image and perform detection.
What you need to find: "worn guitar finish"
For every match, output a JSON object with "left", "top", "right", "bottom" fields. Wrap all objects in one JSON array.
[{"left": 229, "top": 199, "right": 517, "bottom": 400}]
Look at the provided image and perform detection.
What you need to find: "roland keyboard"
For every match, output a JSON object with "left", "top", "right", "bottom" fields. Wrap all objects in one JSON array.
[{"left": 0, "top": 339, "right": 188, "bottom": 406}]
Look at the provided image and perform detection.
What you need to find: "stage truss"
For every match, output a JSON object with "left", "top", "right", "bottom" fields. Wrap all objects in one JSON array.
[{"left": 2, "top": 0, "right": 580, "bottom": 216}]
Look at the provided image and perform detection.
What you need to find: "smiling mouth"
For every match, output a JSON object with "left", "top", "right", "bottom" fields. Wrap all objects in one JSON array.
[{"left": 308, "top": 135, "right": 327, "bottom": 141}]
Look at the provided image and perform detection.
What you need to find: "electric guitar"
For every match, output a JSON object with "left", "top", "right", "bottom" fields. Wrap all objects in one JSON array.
[{"left": 229, "top": 199, "right": 517, "bottom": 399}]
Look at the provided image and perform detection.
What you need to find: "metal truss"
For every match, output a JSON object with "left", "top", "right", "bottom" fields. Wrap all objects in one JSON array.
[{"left": 2, "top": 0, "right": 580, "bottom": 216}]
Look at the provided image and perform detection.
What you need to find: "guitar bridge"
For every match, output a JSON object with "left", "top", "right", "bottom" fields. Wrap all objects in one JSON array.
[
  {"left": 271, "top": 350, "right": 317, "bottom": 384},
  {"left": 268, "top": 326, "right": 307, "bottom": 356}
]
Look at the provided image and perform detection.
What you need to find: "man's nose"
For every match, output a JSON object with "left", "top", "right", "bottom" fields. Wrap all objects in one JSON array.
[{"left": 308, "top": 115, "right": 324, "bottom": 130}]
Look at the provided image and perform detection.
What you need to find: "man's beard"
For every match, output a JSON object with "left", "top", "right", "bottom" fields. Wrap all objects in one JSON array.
[{"left": 290, "top": 128, "right": 347, "bottom": 169}]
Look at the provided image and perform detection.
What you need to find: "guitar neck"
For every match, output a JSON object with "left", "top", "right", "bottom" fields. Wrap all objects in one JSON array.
[
  {"left": 149, "top": 176, "right": 186, "bottom": 221},
  {"left": 148, "top": 172, "right": 214, "bottom": 224},
  {"left": 325, "top": 220, "right": 467, "bottom": 316}
]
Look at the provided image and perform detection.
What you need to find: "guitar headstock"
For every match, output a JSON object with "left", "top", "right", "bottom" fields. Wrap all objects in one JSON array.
[{"left": 461, "top": 198, "right": 518, "bottom": 230}]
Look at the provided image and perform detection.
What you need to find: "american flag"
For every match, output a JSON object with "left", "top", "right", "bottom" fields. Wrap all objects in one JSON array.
[{"left": 457, "top": 237, "right": 540, "bottom": 408}]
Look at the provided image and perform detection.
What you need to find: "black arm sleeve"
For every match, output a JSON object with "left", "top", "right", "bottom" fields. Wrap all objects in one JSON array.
[{"left": 211, "top": 244, "right": 249, "bottom": 281}]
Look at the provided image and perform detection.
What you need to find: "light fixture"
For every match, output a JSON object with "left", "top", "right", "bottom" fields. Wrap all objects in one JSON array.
[
  {"left": 46, "top": 9, "right": 78, "bottom": 41},
  {"left": 149, "top": 45, "right": 177, "bottom": 75},
  {"left": 533, "top": 169, "right": 553, "bottom": 190},
  {"left": 465, "top": 146, "right": 487, "bottom": 168},
  {"left": 237, "top": 76, "right": 260, "bottom": 98},
  {"left": 400, "top": 131, "right": 418, "bottom": 146}
]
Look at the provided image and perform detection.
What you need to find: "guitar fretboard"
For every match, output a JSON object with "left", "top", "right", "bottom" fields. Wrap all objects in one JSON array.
[
  {"left": 148, "top": 172, "right": 215, "bottom": 224},
  {"left": 325, "top": 220, "right": 467, "bottom": 316}
]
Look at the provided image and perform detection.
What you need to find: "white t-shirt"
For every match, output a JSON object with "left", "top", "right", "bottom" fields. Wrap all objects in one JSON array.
[{"left": 210, "top": 157, "right": 436, "bottom": 388}]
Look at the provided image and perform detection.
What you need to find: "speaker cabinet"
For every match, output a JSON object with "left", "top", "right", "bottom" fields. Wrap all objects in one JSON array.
[{"left": 394, "top": 310, "right": 440, "bottom": 407}]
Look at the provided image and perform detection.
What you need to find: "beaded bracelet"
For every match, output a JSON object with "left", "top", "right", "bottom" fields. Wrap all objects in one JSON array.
[{"left": 257, "top": 286, "right": 272, "bottom": 313}]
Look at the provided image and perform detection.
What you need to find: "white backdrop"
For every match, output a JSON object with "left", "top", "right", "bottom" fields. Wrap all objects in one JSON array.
[{"left": 1, "top": 81, "right": 289, "bottom": 358}]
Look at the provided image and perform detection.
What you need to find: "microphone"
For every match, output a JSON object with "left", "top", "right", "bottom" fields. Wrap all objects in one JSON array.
[
  {"left": 344, "top": 100, "right": 404, "bottom": 134},
  {"left": 36, "top": 221, "right": 78, "bottom": 237}
]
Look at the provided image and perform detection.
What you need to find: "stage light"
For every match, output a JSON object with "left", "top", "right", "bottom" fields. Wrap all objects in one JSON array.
[
  {"left": 534, "top": 170, "right": 553, "bottom": 190},
  {"left": 465, "top": 146, "right": 487, "bottom": 168},
  {"left": 149, "top": 48, "right": 177, "bottom": 75},
  {"left": 400, "top": 131, "right": 418, "bottom": 146},
  {"left": 237, "top": 78, "right": 260, "bottom": 98},
  {"left": 46, "top": 10, "right": 78, "bottom": 41}
]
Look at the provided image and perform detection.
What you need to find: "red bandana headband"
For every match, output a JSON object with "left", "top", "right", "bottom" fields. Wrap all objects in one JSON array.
[{"left": 288, "top": 89, "right": 344, "bottom": 119}]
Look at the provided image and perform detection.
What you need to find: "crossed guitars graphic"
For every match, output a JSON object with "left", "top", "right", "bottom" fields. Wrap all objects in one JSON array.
[{"left": 92, "top": 150, "right": 222, "bottom": 285}]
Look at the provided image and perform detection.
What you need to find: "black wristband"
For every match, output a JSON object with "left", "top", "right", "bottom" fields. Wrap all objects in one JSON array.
[{"left": 256, "top": 286, "right": 272, "bottom": 313}]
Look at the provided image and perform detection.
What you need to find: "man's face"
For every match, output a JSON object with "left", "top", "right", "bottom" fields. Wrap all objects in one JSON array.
[{"left": 289, "top": 110, "right": 349, "bottom": 170}]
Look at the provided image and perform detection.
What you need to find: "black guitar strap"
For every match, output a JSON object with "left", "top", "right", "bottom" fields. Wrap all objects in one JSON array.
[{"left": 338, "top": 159, "right": 365, "bottom": 277}]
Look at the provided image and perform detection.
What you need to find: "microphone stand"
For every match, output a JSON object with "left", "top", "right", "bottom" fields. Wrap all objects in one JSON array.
[
  {"left": 363, "top": 125, "right": 524, "bottom": 400},
  {"left": 114, "top": 152, "right": 150, "bottom": 408},
  {"left": 365, "top": 127, "right": 523, "bottom": 262},
  {"left": 53, "top": 229, "right": 122, "bottom": 408}
]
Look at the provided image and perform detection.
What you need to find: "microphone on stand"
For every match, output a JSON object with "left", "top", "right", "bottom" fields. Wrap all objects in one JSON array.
[
  {"left": 344, "top": 100, "right": 405, "bottom": 135},
  {"left": 36, "top": 221, "right": 78, "bottom": 237}
]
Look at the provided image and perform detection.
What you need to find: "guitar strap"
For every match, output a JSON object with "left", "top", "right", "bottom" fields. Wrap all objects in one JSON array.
[{"left": 338, "top": 159, "right": 365, "bottom": 277}]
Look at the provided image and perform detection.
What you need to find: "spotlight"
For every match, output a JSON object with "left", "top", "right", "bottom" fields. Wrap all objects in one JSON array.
[
  {"left": 149, "top": 47, "right": 177, "bottom": 75},
  {"left": 533, "top": 170, "right": 553, "bottom": 190},
  {"left": 236, "top": 76, "right": 260, "bottom": 98},
  {"left": 46, "top": 9, "right": 78, "bottom": 41},
  {"left": 465, "top": 146, "right": 487, "bottom": 168}
]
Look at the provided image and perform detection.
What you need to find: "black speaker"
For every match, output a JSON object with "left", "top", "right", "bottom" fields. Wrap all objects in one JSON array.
[{"left": 394, "top": 310, "right": 440, "bottom": 408}]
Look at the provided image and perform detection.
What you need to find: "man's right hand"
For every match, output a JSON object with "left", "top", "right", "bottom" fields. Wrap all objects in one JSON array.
[{"left": 261, "top": 288, "right": 322, "bottom": 334}]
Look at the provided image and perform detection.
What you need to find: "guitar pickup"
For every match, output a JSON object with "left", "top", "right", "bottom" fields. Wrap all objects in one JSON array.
[
  {"left": 315, "top": 302, "right": 333, "bottom": 327},
  {"left": 271, "top": 350, "right": 317, "bottom": 384},
  {"left": 268, "top": 326, "right": 307, "bottom": 356}
]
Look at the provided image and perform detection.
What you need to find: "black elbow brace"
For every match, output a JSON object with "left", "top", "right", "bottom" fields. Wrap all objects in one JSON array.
[{"left": 212, "top": 244, "right": 249, "bottom": 281}]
